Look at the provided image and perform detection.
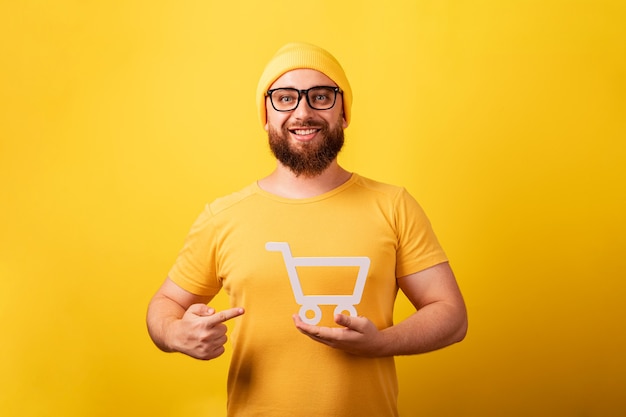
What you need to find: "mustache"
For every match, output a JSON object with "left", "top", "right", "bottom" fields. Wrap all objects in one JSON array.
[{"left": 285, "top": 119, "right": 327, "bottom": 129}]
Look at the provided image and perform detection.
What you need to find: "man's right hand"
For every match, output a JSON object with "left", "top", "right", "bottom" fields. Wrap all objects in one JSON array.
[{"left": 165, "top": 304, "right": 244, "bottom": 360}]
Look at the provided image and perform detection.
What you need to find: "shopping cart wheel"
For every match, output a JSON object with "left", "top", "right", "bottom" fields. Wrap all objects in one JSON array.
[
  {"left": 334, "top": 305, "right": 357, "bottom": 318},
  {"left": 299, "top": 304, "right": 322, "bottom": 325}
]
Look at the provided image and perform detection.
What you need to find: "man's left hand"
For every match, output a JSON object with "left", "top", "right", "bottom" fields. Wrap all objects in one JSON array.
[{"left": 292, "top": 313, "right": 386, "bottom": 357}]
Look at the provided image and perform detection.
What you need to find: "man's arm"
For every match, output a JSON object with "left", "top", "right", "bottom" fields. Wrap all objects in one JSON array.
[
  {"left": 386, "top": 261, "right": 467, "bottom": 354},
  {"left": 293, "top": 262, "right": 467, "bottom": 357},
  {"left": 146, "top": 277, "right": 244, "bottom": 360}
]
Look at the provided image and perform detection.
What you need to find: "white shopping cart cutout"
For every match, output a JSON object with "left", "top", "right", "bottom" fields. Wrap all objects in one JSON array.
[{"left": 266, "top": 242, "right": 371, "bottom": 325}]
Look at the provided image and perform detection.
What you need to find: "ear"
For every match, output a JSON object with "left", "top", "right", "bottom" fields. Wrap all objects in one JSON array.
[
  {"left": 263, "top": 102, "right": 270, "bottom": 132},
  {"left": 342, "top": 115, "right": 349, "bottom": 129}
]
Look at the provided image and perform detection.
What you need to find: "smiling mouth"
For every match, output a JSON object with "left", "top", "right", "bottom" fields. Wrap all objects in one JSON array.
[{"left": 290, "top": 128, "right": 320, "bottom": 135}]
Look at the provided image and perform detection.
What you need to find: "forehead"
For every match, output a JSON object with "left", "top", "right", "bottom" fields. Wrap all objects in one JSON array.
[{"left": 269, "top": 69, "right": 337, "bottom": 89}]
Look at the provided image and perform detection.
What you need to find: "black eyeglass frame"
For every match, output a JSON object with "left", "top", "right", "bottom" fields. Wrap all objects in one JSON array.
[{"left": 265, "top": 86, "right": 342, "bottom": 112}]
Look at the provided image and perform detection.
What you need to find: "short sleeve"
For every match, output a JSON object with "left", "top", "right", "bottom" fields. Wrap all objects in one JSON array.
[
  {"left": 167, "top": 205, "right": 223, "bottom": 296},
  {"left": 394, "top": 189, "right": 448, "bottom": 278}
]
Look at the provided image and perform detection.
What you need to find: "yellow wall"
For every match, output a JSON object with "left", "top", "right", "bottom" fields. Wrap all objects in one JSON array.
[{"left": 1, "top": 1, "right": 625, "bottom": 416}]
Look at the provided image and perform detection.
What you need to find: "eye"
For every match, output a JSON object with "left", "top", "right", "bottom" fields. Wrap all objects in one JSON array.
[
  {"left": 272, "top": 89, "right": 298, "bottom": 104},
  {"left": 310, "top": 87, "right": 335, "bottom": 104},
  {"left": 278, "top": 92, "right": 296, "bottom": 102}
]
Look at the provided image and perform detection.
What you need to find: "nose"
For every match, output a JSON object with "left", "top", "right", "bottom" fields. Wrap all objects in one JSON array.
[{"left": 291, "top": 94, "right": 315, "bottom": 119}]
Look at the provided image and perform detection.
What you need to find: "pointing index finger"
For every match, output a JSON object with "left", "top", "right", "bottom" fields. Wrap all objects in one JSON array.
[{"left": 207, "top": 307, "right": 245, "bottom": 324}]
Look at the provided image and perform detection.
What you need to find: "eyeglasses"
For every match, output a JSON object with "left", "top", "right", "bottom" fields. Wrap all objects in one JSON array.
[{"left": 266, "top": 86, "right": 342, "bottom": 112}]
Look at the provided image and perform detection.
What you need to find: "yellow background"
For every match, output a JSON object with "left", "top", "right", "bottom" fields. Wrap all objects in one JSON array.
[{"left": 1, "top": 1, "right": 625, "bottom": 416}]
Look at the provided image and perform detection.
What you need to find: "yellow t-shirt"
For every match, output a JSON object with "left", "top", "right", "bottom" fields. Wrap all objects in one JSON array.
[{"left": 169, "top": 174, "right": 447, "bottom": 417}]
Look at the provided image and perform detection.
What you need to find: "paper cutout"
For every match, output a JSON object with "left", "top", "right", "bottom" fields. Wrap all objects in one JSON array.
[{"left": 266, "top": 242, "right": 371, "bottom": 325}]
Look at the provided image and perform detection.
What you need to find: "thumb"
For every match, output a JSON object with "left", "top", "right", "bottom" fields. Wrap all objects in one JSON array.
[
  {"left": 335, "top": 314, "right": 366, "bottom": 332},
  {"left": 187, "top": 303, "right": 215, "bottom": 317}
]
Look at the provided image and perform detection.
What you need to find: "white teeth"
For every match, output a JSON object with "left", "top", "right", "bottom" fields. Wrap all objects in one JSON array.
[{"left": 293, "top": 129, "right": 317, "bottom": 135}]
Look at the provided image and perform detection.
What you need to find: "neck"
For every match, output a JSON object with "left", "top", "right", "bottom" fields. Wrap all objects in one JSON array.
[{"left": 258, "top": 160, "right": 352, "bottom": 199}]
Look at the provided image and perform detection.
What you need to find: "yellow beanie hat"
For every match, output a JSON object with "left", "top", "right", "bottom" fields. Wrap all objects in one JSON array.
[{"left": 256, "top": 42, "right": 352, "bottom": 128}]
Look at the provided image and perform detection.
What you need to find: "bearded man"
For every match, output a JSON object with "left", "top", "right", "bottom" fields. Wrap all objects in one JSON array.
[{"left": 147, "top": 42, "right": 468, "bottom": 417}]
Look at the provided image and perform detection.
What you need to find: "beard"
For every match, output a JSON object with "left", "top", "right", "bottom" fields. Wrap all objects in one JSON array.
[{"left": 268, "top": 116, "right": 345, "bottom": 178}]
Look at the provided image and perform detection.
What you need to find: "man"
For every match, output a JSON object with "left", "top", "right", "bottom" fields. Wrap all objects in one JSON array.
[{"left": 147, "top": 42, "right": 467, "bottom": 417}]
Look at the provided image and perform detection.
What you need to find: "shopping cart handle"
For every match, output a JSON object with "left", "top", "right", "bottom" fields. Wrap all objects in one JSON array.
[{"left": 265, "top": 242, "right": 292, "bottom": 256}]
